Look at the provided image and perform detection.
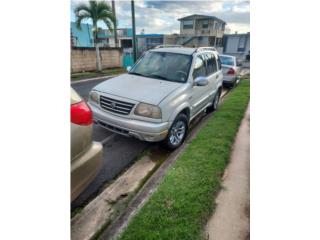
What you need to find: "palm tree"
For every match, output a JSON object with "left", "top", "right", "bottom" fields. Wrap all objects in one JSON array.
[{"left": 74, "top": 1, "right": 116, "bottom": 72}]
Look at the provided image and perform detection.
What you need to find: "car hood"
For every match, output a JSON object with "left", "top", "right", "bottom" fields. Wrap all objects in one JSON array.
[{"left": 93, "top": 73, "right": 182, "bottom": 105}]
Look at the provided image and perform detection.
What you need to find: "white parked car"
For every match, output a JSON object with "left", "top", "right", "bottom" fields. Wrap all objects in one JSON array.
[
  {"left": 88, "top": 46, "right": 223, "bottom": 149},
  {"left": 220, "top": 54, "right": 241, "bottom": 88}
]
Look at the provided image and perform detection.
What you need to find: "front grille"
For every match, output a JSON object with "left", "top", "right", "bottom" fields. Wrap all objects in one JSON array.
[{"left": 100, "top": 95, "right": 135, "bottom": 115}]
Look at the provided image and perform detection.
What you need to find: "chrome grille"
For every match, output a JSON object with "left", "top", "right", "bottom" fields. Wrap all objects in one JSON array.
[{"left": 100, "top": 96, "right": 135, "bottom": 115}]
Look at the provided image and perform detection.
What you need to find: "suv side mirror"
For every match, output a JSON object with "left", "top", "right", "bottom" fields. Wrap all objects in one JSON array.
[
  {"left": 126, "top": 66, "right": 132, "bottom": 72},
  {"left": 194, "top": 76, "right": 209, "bottom": 86}
]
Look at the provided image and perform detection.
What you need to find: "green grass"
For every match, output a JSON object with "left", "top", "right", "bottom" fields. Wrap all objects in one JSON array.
[
  {"left": 71, "top": 67, "right": 126, "bottom": 81},
  {"left": 118, "top": 79, "right": 250, "bottom": 240}
]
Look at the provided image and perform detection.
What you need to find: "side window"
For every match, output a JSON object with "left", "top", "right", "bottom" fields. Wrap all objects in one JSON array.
[
  {"left": 193, "top": 56, "right": 206, "bottom": 79},
  {"left": 206, "top": 53, "right": 218, "bottom": 75},
  {"left": 212, "top": 53, "right": 218, "bottom": 73},
  {"left": 205, "top": 53, "right": 214, "bottom": 76}
]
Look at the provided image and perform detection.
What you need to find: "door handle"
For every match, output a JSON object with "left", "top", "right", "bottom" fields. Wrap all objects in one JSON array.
[{"left": 216, "top": 75, "right": 219, "bottom": 79}]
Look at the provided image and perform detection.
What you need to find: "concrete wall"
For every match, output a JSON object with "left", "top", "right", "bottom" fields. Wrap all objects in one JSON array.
[{"left": 71, "top": 47, "right": 123, "bottom": 73}]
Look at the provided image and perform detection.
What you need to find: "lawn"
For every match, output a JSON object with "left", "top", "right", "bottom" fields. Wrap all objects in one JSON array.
[
  {"left": 117, "top": 79, "right": 250, "bottom": 240},
  {"left": 71, "top": 67, "right": 126, "bottom": 81}
]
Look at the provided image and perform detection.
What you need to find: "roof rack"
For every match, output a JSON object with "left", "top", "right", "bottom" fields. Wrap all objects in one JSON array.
[
  {"left": 154, "top": 44, "right": 183, "bottom": 49},
  {"left": 195, "top": 47, "right": 217, "bottom": 52}
]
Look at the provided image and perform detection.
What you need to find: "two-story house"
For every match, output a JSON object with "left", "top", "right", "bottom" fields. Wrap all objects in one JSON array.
[{"left": 165, "top": 14, "right": 226, "bottom": 49}]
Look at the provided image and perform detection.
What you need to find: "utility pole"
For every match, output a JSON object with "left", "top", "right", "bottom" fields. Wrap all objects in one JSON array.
[
  {"left": 111, "top": 0, "right": 118, "bottom": 47},
  {"left": 131, "top": 0, "right": 137, "bottom": 62}
]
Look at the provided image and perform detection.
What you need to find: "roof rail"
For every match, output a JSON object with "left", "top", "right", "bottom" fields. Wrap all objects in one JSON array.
[
  {"left": 195, "top": 47, "right": 217, "bottom": 52},
  {"left": 154, "top": 44, "right": 183, "bottom": 49}
]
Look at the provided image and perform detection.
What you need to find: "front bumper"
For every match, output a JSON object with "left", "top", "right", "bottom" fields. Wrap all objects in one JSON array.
[
  {"left": 71, "top": 141, "right": 102, "bottom": 202},
  {"left": 89, "top": 103, "right": 170, "bottom": 142}
]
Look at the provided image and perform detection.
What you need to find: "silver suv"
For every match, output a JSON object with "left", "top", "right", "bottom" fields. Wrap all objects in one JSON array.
[{"left": 88, "top": 46, "right": 223, "bottom": 149}]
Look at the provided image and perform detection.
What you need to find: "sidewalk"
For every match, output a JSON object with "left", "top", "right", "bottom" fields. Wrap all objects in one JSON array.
[{"left": 205, "top": 105, "right": 250, "bottom": 240}]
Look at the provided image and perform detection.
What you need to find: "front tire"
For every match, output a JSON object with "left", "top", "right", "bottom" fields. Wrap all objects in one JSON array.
[{"left": 162, "top": 113, "right": 188, "bottom": 150}]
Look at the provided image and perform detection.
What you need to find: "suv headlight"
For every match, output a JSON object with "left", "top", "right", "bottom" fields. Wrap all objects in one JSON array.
[
  {"left": 89, "top": 91, "right": 99, "bottom": 104},
  {"left": 134, "top": 103, "right": 162, "bottom": 119}
]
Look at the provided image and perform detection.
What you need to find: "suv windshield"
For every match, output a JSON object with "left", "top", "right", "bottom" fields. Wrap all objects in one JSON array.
[
  {"left": 129, "top": 51, "right": 192, "bottom": 83},
  {"left": 220, "top": 56, "right": 235, "bottom": 66}
]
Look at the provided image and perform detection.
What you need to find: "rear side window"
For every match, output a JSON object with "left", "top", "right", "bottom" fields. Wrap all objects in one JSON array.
[
  {"left": 193, "top": 56, "right": 206, "bottom": 79},
  {"left": 205, "top": 53, "right": 218, "bottom": 76}
]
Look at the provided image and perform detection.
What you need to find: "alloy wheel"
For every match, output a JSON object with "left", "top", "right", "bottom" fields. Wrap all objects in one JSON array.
[{"left": 169, "top": 120, "right": 186, "bottom": 146}]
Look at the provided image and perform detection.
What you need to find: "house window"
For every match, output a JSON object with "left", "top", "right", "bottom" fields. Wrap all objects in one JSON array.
[
  {"left": 202, "top": 20, "right": 209, "bottom": 29},
  {"left": 183, "top": 20, "right": 193, "bottom": 29}
]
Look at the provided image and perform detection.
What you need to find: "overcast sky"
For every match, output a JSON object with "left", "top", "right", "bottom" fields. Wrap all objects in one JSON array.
[{"left": 70, "top": 0, "right": 250, "bottom": 34}]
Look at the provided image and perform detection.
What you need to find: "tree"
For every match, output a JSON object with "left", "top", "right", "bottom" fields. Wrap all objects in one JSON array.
[{"left": 74, "top": 1, "right": 116, "bottom": 72}]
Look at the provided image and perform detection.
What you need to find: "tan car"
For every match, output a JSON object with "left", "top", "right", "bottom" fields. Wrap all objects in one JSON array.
[{"left": 71, "top": 88, "right": 103, "bottom": 201}]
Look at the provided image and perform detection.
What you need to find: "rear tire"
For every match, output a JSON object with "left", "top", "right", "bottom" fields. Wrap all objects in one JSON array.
[{"left": 162, "top": 113, "right": 188, "bottom": 150}]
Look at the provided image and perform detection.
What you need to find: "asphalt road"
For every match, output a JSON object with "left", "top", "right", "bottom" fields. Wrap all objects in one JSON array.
[{"left": 71, "top": 77, "right": 149, "bottom": 210}]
